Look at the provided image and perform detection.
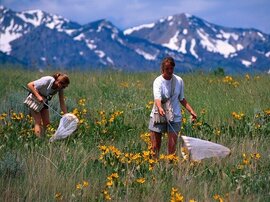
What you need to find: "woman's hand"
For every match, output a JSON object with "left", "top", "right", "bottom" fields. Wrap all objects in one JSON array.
[
  {"left": 190, "top": 111, "right": 197, "bottom": 122},
  {"left": 27, "top": 82, "right": 44, "bottom": 103},
  {"left": 37, "top": 95, "right": 45, "bottom": 103},
  {"left": 158, "top": 106, "right": 165, "bottom": 116}
]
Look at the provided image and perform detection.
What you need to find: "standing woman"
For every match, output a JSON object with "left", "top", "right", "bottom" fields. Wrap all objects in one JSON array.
[
  {"left": 149, "top": 56, "right": 197, "bottom": 158},
  {"left": 26, "top": 72, "right": 70, "bottom": 137}
]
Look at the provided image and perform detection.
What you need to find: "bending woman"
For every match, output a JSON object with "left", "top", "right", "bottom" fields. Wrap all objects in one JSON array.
[{"left": 26, "top": 72, "right": 70, "bottom": 137}]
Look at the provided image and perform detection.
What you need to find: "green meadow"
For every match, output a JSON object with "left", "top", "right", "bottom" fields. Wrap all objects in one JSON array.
[{"left": 0, "top": 68, "right": 269, "bottom": 201}]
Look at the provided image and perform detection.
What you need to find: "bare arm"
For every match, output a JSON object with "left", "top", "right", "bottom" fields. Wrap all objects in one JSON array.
[
  {"left": 58, "top": 90, "right": 67, "bottom": 114},
  {"left": 155, "top": 99, "right": 165, "bottom": 116},
  {"left": 27, "top": 81, "right": 44, "bottom": 102},
  {"left": 180, "top": 98, "right": 197, "bottom": 121}
]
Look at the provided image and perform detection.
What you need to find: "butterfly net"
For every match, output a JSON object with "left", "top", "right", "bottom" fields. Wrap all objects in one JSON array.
[
  {"left": 181, "top": 136, "right": 230, "bottom": 161},
  {"left": 49, "top": 113, "right": 79, "bottom": 142}
]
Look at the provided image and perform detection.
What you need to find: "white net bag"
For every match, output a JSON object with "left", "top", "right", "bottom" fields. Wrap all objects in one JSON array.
[
  {"left": 181, "top": 136, "right": 231, "bottom": 161},
  {"left": 49, "top": 113, "right": 79, "bottom": 142}
]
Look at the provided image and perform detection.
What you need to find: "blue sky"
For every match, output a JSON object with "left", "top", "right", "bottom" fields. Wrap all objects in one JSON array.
[{"left": 2, "top": 0, "right": 270, "bottom": 34}]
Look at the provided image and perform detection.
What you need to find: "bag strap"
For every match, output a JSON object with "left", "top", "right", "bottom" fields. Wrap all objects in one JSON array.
[{"left": 170, "top": 75, "right": 176, "bottom": 98}]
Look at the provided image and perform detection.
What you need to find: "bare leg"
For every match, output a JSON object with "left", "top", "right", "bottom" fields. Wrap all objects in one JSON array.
[
  {"left": 30, "top": 110, "right": 43, "bottom": 137},
  {"left": 168, "top": 132, "right": 178, "bottom": 154},
  {"left": 150, "top": 131, "right": 162, "bottom": 158},
  {"left": 40, "top": 108, "right": 50, "bottom": 137}
]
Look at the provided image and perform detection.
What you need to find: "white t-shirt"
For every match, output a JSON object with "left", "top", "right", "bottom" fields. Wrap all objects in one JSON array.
[
  {"left": 33, "top": 76, "right": 61, "bottom": 97},
  {"left": 150, "top": 74, "right": 184, "bottom": 122}
]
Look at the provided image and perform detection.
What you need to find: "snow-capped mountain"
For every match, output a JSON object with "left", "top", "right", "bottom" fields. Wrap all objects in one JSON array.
[
  {"left": 1, "top": 6, "right": 270, "bottom": 73},
  {"left": 124, "top": 13, "right": 270, "bottom": 73},
  {"left": 1, "top": 6, "right": 183, "bottom": 70},
  {"left": 0, "top": 6, "right": 80, "bottom": 54}
]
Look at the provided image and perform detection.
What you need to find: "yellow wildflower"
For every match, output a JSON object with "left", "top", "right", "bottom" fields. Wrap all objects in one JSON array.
[
  {"left": 106, "top": 180, "right": 113, "bottom": 187},
  {"left": 136, "top": 178, "right": 145, "bottom": 184},
  {"left": 55, "top": 192, "right": 63, "bottom": 200},
  {"left": 83, "top": 180, "right": 89, "bottom": 187},
  {"left": 76, "top": 183, "right": 83, "bottom": 190}
]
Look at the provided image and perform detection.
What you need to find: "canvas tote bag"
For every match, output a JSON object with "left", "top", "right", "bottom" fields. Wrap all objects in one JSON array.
[{"left": 24, "top": 93, "right": 45, "bottom": 112}]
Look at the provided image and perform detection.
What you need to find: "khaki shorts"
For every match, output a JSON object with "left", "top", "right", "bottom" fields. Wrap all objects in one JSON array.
[{"left": 148, "top": 117, "right": 181, "bottom": 134}]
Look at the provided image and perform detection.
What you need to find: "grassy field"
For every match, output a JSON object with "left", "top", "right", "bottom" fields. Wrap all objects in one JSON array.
[{"left": 0, "top": 68, "right": 269, "bottom": 201}]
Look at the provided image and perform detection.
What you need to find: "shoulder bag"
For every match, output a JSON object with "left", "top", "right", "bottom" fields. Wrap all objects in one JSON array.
[
  {"left": 153, "top": 76, "right": 176, "bottom": 124},
  {"left": 24, "top": 93, "right": 45, "bottom": 112}
]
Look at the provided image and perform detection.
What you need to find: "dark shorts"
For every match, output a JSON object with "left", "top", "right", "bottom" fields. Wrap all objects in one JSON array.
[{"left": 148, "top": 117, "right": 181, "bottom": 134}]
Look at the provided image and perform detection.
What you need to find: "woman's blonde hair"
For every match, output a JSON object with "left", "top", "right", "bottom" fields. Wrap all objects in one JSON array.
[
  {"left": 53, "top": 72, "right": 70, "bottom": 85},
  {"left": 161, "top": 56, "right": 175, "bottom": 73}
]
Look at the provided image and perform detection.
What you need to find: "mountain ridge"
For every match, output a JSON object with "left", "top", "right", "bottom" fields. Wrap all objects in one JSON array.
[{"left": 1, "top": 6, "right": 269, "bottom": 74}]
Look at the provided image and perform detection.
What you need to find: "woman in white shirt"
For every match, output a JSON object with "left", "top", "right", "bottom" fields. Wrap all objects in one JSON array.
[
  {"left": 26, "top": 72, "right": 70, "bottom": 137},
  {"left": 149, "top": 57, "right": 197, "bottom": 158}
]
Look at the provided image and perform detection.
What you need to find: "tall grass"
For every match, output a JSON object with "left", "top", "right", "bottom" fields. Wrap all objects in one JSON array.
[{"left": 0, "top": 68, "right": 269, "bottom": 201}]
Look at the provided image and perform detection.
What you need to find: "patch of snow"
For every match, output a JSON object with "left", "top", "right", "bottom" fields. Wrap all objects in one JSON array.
[
  {"left": 162, "top": 31, "right": 180, "bottom": 51},
  {"left": 74, "top": 33, "right": 85, "bottom": 41},
  {"left": 79, "top": 51, "right": 84, "bottom": 56},
  {"left": 257, "top": 32, "right": 265, "bottom": 41},
  {"left": 220, "top": 30, "right": 239, "bottom": 40},
  {"left": 97, "top": 24, "right": 105, "bottom": 32},
  {"left": 40, "top": 57, "right": 46, "bottom": 61},
  {"left": 124, "top": 22, "right": 155, "bottom": 35},
  {"left": 135, "top": 49, "right": 156, "bottom": 60},
  {"left": 241, "top": 60, "right": 252, "bottom": 67},
  {"left": 20, "top": 10, "right": 44, "bottom": 27},
  {"left": 179, "top": 39, "right": 187, "bottom": 54},
  {"left": 167, "top": 16, "right": 173, "bottom": 21},
  {"left": 211, "top": 27, "right": 217, "bottom": 32},
  {"left": 190, "top": 39, "right": 199, "bottom": 59},
  {"left": 265, "top": 51, "right": 270, "bottom": 57},
  {"left": 230, "top": 53, "right": 238, "bottom": 58},
  {"left": 46, "top": 15, "right": 65, "bottom": 30},
  {"left": 95, "top": 50, "right": 105, "bottom": 58},
  {"left": 236, "top": 44, "right": 244, "bottom": 51},
  {"left": 183, "top": 29, "right": 188, "bottom": 35},
  {"left": 215, "top": 40, "right": 236, "bottom": 58},
  {"left": 106, "top": 57, "right": 114, "bottom": 64},
  {"left": 197, "top": 29, "right": 236, "bottom": 58},
  {"left": 0, "top": 19, "right": 22, "bottom": 53},
  {"left": 46, "top": 22, "right": 55, "bottom": 29},
  {"left": 111, "top": 33, "right": 125, "bottom": 45},
  {"left": 216, "top": 34, "right": 222, "bottom": 39},
  {"left": 251, "top": 56, "right": 257, "bottom": 62},
  {"left": 65, "top": 29, "right": 76, "bottom": 35},
  {"left": 159, "top": 19, "right": 165, "bottom": 23},
  {"left": 85, "top": 39, "right": 96, "bottom": 50},
  {"left": 230, "top": 33, "right": 239, "bottom": 41}
]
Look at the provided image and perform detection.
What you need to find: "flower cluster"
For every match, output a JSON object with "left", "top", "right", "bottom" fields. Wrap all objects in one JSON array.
[
  {"left": 231, "top": 111, "right": 245, "bottom": 120},
  {"left": 170, "top": 187, "right": 184, "bottom": 202},
  {"left": 237, "top": 152, "right": 261, "bottom": 169},
  {"left": 222, "top": 76, "right": 239, "bottom": 87}
]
